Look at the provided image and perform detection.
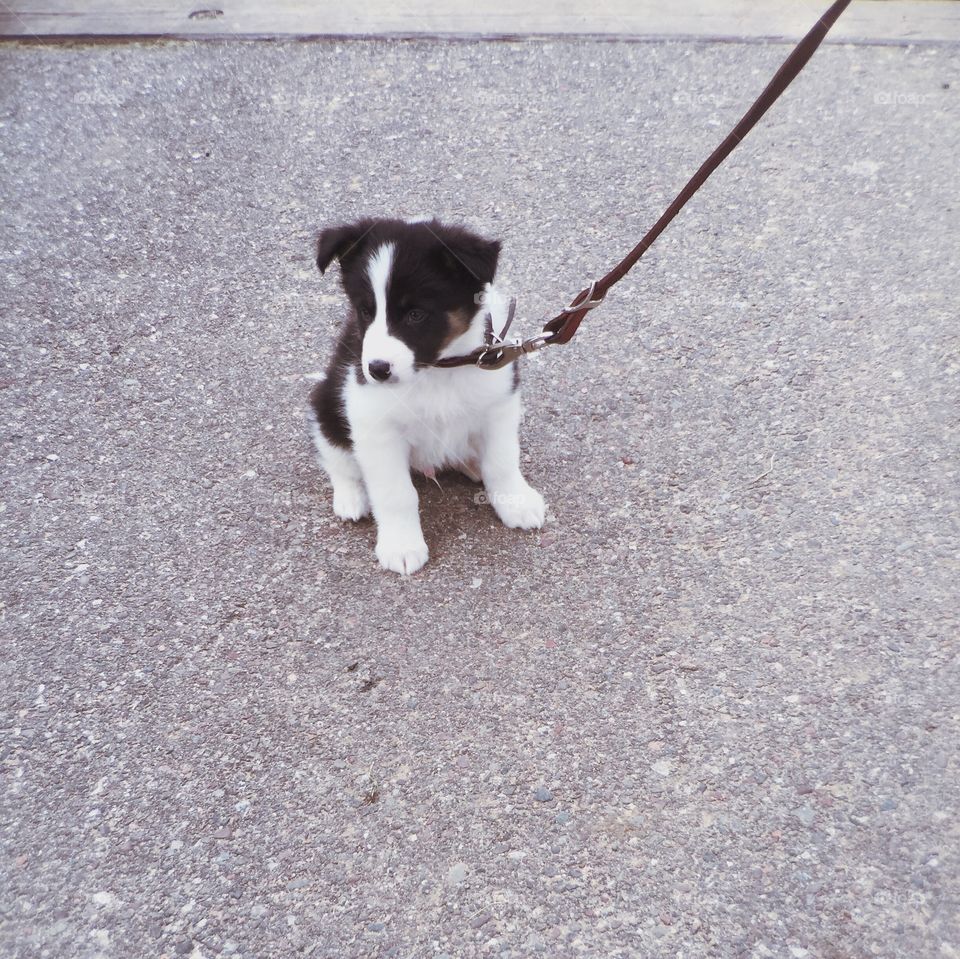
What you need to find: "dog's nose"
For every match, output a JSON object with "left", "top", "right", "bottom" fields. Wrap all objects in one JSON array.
[{"left": 367, "top": 360, "right": 392, "bottom": 382}]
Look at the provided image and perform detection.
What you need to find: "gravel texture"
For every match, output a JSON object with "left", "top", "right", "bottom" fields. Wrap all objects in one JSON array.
[{"left": 1, "top": 37, "right": 958, "bottom": 959}]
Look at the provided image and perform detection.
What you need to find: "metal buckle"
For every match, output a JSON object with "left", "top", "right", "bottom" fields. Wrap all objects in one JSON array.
[{"left": 558, "top": 280, "right": 604, "bottom": 315}]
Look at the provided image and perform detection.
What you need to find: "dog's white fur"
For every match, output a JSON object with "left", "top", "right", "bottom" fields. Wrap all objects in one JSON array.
[{"left": 311, "top": 249, "right": 545, "bottom": 575}]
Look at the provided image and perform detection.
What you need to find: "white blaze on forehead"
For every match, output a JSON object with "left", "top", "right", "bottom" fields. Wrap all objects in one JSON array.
[
  {"left": 361, "top": 242, "right": 416, "bottom": 383},
  {"left": 368, "top": 242, "right": 394, "bottom": 321}
]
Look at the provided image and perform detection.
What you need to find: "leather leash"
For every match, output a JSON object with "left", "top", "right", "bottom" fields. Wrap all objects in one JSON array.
[{"left": 434, "top": 0, "right": 853, "bottom": 371}]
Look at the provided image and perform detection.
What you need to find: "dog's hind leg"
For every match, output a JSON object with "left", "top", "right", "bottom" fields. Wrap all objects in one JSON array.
[{"left": 307, "top": 408, "right": 370, "bottom": 522}]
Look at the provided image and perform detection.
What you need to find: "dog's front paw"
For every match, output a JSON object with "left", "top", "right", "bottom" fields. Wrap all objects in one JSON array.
[
  {"left": 332, "top": 482, "right": 370, "bottom": 521},
  {"left": 489, "top": 483, "right": 546, "bottom": 530},
  {"left": 375, "top": 530, "right": 429, "bottom": 575}
]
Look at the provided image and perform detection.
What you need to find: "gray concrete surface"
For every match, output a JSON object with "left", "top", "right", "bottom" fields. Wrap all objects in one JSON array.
[
  {"left": 1, "top": 34, "right": 958, "bottom": 959},
  {"left": 3, "top": 0, "right": 960, "bottom": 44}
]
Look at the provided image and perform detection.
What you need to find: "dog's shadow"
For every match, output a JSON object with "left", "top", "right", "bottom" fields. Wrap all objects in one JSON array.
[
  {"left": 414, "top": 468, "right": 487, "bottom": 524},
  {"left": 415, "top": 467, "right": 511, "bottom": 558}
]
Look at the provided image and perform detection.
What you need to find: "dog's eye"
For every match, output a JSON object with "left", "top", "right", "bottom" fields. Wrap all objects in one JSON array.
[
  {"left": 357, "top": 305, "right": 373, "bottom": 322},
  {"left": 406, "top": 309, "right": 428, "bottom": 325}
]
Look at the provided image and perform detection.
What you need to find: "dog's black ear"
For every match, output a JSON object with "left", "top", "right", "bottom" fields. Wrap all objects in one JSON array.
[
  {"left": 435, "top": 226, "right": 501, "bottom": 288},
  {"left": 315, "top": 220, "right": 372, "bottom": 274}
]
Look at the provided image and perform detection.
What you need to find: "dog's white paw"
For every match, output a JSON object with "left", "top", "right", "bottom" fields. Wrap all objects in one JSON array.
[
  {"left": 332, "top": 483, "right": 370, "bottom": 521},
  {"left": 489, "top": 484, "right": 546, "bottom": 530},
  {"left": 376, "top": 530, "right": 429, "bottom": 575}
]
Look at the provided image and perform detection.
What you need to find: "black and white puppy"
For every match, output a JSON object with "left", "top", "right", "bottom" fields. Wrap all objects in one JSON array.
[{"left": 309, "top": 217, "right": 545, "bottom": 575}]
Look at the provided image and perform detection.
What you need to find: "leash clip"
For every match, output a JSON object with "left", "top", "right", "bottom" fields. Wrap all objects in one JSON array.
[
  {"left": 475, "top": 333, "right": 551, "bottom": 370},
  {"left": 475, "top": 296, "right": 552, "bottom": 370}
]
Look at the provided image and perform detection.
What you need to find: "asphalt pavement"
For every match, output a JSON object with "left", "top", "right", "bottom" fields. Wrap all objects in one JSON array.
[{"left": 1, "top": 31, "right": 958, "bottom": 959}]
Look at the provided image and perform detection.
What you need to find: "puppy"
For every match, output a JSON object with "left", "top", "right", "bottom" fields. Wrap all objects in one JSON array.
[{"left": 309, "top": 217, "right": 545, "bottom": 575}]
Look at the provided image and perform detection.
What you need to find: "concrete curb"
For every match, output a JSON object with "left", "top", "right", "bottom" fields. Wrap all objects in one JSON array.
[{"left": 2, "top": 0, "right": 960, "bottom": 45}]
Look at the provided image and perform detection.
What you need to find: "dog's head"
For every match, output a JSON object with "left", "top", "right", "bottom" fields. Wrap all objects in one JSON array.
[{"left": 316, "top": 218, "right": 500, "bottom": 384}]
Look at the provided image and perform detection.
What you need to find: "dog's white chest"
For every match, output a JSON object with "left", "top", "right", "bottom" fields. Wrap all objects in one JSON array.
[{"left": 344, "top": 365, "right": 512, "bottom": 473}]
